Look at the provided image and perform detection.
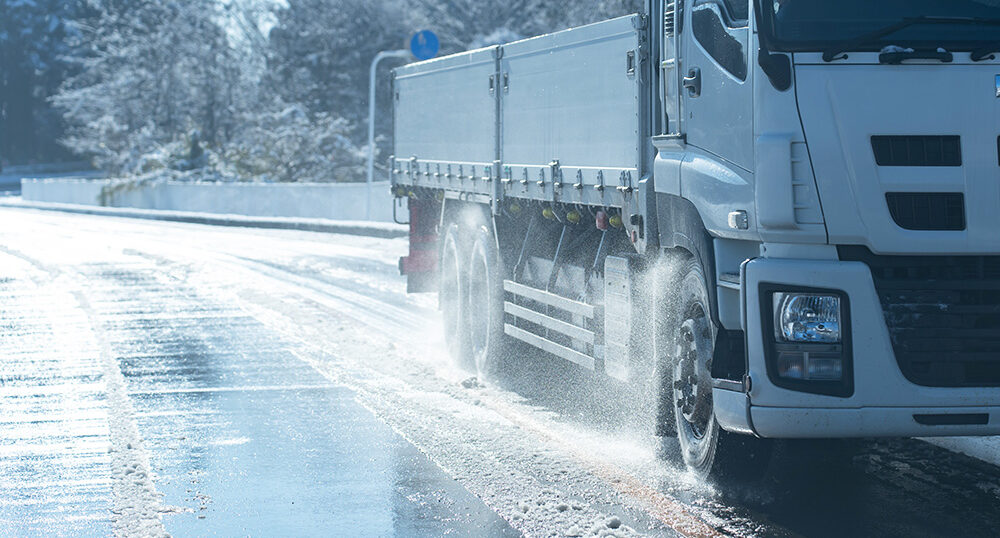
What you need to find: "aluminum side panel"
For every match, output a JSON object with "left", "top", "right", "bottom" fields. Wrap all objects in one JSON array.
[
  {"left": 394, "top": 47, "right": 498, "bottom": 165},
  {"left": 500, "top": 16, "right": 642, "bottom": 177}
]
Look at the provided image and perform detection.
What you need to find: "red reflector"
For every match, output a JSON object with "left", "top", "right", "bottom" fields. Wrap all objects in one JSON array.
[
  {"left": 399, "top": 251, "right": 436, "bottom": 275},
  {"left": 596, "top": 211, "right": 609, "bottom": 231}
]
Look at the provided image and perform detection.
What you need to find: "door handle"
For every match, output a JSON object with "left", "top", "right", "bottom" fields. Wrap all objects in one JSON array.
[{"left": 683, "top": 67, "right": 701, "bottom": 98}]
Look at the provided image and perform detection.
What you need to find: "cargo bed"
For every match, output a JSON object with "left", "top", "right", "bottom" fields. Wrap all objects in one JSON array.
[{"left": 391, "top": 14, "right": 649, "bottom": 210}]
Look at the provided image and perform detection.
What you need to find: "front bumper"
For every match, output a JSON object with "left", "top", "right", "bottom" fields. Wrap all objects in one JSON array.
[
  {"left": 750, "top": 405, "right": 1000, "bottom": 438},
  {"left": 715, "top": 257, "right": 1000, "bottom": 438}
]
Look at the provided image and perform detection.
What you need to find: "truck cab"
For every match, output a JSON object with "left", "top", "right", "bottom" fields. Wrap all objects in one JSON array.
[{"left": 391, "top": 0, "right": 1000, "bottom": 478}]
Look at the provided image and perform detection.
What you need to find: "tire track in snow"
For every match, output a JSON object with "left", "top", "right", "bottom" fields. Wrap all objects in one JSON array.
[
  {"left": 224, "top": 273, "right": 726, "bottom": 537},
  {"left": 1, "top": 212, "right": 752, "bottom": 536},
  {"left": 73, "top": 291, "right": 175, "bottom": 538},
  {"left": 114, "top": 228, "right": 730, "bottom": 536},
  {"left": 0, "top": 244, "right": 174, "bottom": 536}
]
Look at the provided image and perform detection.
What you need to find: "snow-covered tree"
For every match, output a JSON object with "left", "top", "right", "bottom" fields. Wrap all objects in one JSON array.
[
  {"left": 46, "top": 0, "right": 646, "bottom": 181},
  {"left": 263, "top": 0, "right": 411, "bottom": 180},
  {"left": 225, "top": 100, "right": 362, "bottom": 183},
  {"left": 54, "top": 0, "right": 254, "bottom": 174},
  {"left": 261, "top": 0, "right": 644, "bottom": 181}
]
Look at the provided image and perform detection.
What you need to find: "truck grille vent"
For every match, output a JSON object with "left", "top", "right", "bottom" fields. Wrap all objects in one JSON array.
[
  {"left": 792, "top": 141, "right": 824, "bottom": 225},
  {"left": 871, "top": 135, "right": 961, "bottom": 166},
  {"left": 839, "top": 246, "right": 1000, "bottom": 387},
  {"left": 886, "top": 192, "right": 965, "bottom": 231}
]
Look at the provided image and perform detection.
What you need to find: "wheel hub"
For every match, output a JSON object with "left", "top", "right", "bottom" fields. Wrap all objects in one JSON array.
[{"left": 673, "top": 316, "right": 713, "bottom": 438}]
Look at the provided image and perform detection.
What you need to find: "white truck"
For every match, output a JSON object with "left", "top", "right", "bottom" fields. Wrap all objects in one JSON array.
[{"left": 389, "top": 0, "right": 1000, "bottom": 478}]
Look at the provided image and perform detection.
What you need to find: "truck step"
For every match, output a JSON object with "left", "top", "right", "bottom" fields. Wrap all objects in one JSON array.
[
  {"left": 504, "top": 324, "right": 595, "bottom": 370},
  {"left": 502, "top": 280, "right": 595, "bottom": 318},
  {"left": 503, "top": 301, "right": 595, "bottom": 344}
]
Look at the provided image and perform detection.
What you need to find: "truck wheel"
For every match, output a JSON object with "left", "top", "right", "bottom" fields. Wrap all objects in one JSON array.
[
  {"left": 440, "top": 222, "right": 471, "bottom": 366},
  {"left": 660, "top": 254, "right": 771, "bottom": 481},
  {"left": 467, "top": 224, "right": 508, "bottom": 378}
]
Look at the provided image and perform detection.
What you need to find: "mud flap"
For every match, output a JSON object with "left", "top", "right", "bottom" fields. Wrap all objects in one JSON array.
[
  {"left": 604, "top": 256, "right": 635, "bottom": 381},
  {"left": 399, "top": 199, "right": 440, "bottom": 293},
  {"left": 713, "top": 388, "right": 756, "bottom": 436}
]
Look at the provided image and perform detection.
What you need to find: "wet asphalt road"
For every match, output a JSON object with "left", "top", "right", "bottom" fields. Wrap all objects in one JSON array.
[
  {"left": 0, "top": 211, "right": 515, "bottom": 537},
  {"left": 2, "top": 206, "right": 1000, "bottom": 537}
]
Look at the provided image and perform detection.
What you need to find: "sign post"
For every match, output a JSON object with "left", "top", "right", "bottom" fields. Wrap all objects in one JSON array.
[{"left": 365, "top": 30, "right": 439, "bottom": 221}]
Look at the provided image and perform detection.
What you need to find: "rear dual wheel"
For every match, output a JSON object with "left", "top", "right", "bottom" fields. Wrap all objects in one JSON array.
[
  {"left": 440, "top": 223, "right": 471, "bottom": 363},
  {"left": 440, "top": 220, "right": 507, "bottom": 377},
  {"left": 466, "top": 225, "right": 508, "bottom": 377}
]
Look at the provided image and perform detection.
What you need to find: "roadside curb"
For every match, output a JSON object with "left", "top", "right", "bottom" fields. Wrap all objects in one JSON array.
[{"left": 0, "top": 198, "right": 409, "bottom": 239}]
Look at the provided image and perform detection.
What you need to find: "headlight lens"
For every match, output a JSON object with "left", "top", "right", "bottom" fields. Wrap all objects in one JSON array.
[{"left": 773, "top": 293, "right": 842, "bottom": 343}]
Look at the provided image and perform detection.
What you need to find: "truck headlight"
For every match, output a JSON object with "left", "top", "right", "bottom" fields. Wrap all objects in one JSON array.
[
  {"left": 761, "top": 286, "right": 853, "bottom": 397},
  {"left": 773, "top": 293, "right": 841, "bottom": 343}
]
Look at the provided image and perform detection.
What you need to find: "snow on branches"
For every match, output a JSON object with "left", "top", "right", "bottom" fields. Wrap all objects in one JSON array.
[{"left": 47, "top": 0, "right": 641, "bottom": 181}]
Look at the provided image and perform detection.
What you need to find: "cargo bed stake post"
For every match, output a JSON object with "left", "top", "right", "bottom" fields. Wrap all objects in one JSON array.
[
  {"left": 367, "top": 49, "right": 412, "bottom": 220},
  {"left": 550, "top": 160, "right": 561, "bottom": 205},
  {"left": 492, "top": 46, "right": 503, "bottom": 217},
  {"left": 492, "top": 159, "right": 503, "bottom": 215}
]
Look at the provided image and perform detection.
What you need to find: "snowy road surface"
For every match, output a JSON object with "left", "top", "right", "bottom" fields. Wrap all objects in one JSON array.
[{"left": 3, "top": 207, "right": 1000, "bottom": 537}]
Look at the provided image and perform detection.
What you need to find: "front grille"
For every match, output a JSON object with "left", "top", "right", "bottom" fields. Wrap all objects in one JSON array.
[
  {"left": 871, "top": 135, "right": 961, "bottom": 166},
  {"left": 839, "top": 246, "right": 1000, "bottom": 387},
  {"left": 886, "top": 192, "right": 965, "bottom": 231}
]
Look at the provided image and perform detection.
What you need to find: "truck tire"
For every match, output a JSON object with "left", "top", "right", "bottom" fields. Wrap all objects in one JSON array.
[
  {"left": 659, "top": 254, "right": 772, "bottom": 481},
  {"left": 440, "top": 222, "right": 472, "bottom": 367},
  {"left": 467, "top": 224, "right": 508, "bottom": 378}
]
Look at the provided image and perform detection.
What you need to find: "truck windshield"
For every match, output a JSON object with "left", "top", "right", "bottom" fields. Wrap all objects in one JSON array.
[{"left": 762, "top": 0, "right": 1000, "bottom": 52}]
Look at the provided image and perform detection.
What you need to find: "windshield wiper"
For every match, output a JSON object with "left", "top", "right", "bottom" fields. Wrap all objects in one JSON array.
[
  {"left": 971, "top": 43, "right": 1000, "bottom": 61},
  {"left": 823, "top": 16, "right": 1000, "bottom": 62}
]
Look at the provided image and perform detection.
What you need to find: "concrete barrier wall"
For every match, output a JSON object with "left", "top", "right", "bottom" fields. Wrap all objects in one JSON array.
[
  {"left": 21, "top": 178, "right": 104, "bottom": 205},
  {"left": 21, "top": 178, "right": 401, "bottom": 222}
]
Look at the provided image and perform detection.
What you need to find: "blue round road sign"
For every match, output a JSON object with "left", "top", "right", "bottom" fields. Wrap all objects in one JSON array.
[{"left": 410, "top": 30, "right": 439, "bottom": 61}]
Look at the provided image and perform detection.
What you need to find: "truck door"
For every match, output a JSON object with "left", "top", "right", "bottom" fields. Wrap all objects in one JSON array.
[{"left": 680, "top": 0, "right": 753, "bottom": 171}]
